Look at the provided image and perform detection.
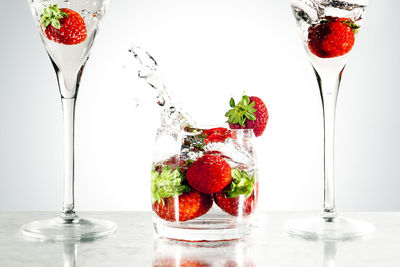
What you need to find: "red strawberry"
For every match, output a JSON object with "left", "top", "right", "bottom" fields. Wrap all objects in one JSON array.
[
  {"left": 214, "top": 169, "right": 257, "bottom": 216},
  {"left": 151, "top": 166, "right": 212, "bottom": 222},
  {"left": 40, "top": 4, "right": 87, "bottom": 45},
  {"left": 214, "top": 190, "right": 257, "bottom": 217},
  {"left": 180, "top": 259, "right": 211, "bottom": 267},
  {"left": 226, "top": 95, "right": 268, "bottom": 137},
  {"left": 152, "top": 190, "right": 213, "bottom": 222},
  {"left": 186, "top": 154, "right": 232, "bottom": 194},
  {"left": 153, "top": 257, "right": 211, "bottom": 267},
  {"left": 308, "top": 17, "right": 359, "bottom": 58},
  {"left": 203, "top": 127, "right": 235, "bottom": 144}
]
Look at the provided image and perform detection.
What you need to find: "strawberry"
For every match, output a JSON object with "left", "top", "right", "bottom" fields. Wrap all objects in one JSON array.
[
  {"left": 153, "top": 257, "right": 210, "bottom": 267},
  {"left": 226, "top": 95, "right": 268, "bottom": 137},
  {"left": 186, "top": 154, "right": 232, "bottom": 194},
  {"left": 182, "top": 127, "right": 235, "bottom": 152},
  {"left": 203, "top": 127, "right": 235, "bottom": 144},
  {"left": 40, "top": 4, "right": 87, "bottom": 45},
  {"left": 214, "top": 169, "right": 257, "bottom": 216},
  {"left": 180, "top": 259, "right": 211, "bottom": 267},
  {"left": 308, "top": 17, "right": 360, "bottom": 58},
  {"left": 152, "top": 190, "right": 213, "bottom": 222},
  {"left": 152, "top": 166, "right": 212, "bottom": 221}
]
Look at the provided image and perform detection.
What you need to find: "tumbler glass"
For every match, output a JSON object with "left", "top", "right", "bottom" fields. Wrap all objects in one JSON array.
[{"left": 151, "top": 126, "right": 258, "bottom": 241}]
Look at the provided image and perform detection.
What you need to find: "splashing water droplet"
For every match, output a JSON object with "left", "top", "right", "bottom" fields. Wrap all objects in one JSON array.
[
  {"left": 128, "top": 45, "right": 195, "bottom": 129},
  {"left": 132, "top": 98, "right": 140, "bottom": 108},
  {"left": 156, "top": 96, "right": 165, "bottom": 106}
]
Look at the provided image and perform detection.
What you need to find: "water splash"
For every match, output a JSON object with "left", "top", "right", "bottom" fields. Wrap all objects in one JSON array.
[
  {"left": 291, "top": 0, "right": 367, "bottom": 26},
  {"left": 128, "top": 45, "right": 195, "bottom": 129}
]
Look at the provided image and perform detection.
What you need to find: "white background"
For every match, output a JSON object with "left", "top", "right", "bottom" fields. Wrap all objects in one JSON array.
[{"left": 0, "top": 0, "right": 399, "bottom": 211}]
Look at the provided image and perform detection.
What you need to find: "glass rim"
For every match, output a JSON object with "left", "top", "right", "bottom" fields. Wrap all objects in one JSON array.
[{"left": 156, "top": 125, "right": 255, "bottom": 135}]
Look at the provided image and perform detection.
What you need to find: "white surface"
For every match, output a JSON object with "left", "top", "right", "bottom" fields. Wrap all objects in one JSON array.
[
  {"left": 1, "top": 0, "right": 400, "bottom": 211},
  {"left": 1, "top": 211, "right": 399, "bottom": 266}
]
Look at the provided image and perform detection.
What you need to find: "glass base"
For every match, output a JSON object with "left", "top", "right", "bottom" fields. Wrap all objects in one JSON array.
[
  {"left": 153, "top": 214, "right": 253, "bottom": 242},
  {"left": 284, "top": 216, "right": 375, "bottom": 241},
  {"left": 21, "top": 217, "right": 117, "bottom": 242}
]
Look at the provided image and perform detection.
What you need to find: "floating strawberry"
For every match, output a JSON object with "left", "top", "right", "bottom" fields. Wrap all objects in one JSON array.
[
  {"left": 186, "top": 154, "right": 232, "bottom": 194},
  {"left": 152, "top": 190, "right": 213, "bottom": 222},
  {"left": 214, "top": 169, "right": 257, "bottom": 216},
  {"left": 151, "top": 166, "right": 212, "bottom": 222},
  {"left": 226, "top": 95, "right": 269, "bottom": 137},
  {"left": 40, "top": 4, "right": 87, "bottom": 45},
  {"left": 203, "top": 127, "right": 235, "bottom": 144},
  {"left": 308, "top": 17, "right": 359, "bottom": 58}
]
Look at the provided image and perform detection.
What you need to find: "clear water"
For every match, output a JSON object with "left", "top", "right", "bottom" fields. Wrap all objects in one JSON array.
[{"left": 29, "top": 0, "right": 108, "bottom": 98}]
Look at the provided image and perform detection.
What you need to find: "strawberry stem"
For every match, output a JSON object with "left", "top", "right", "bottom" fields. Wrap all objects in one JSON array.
[
  {"left": 40, "top": 4, "right": 68, "bottom": 29},
  {"left": 225, "top": 95, "right": 257, "bottom": 127},
  {"left": 151, "top": 165, "right": 190, "bottom": 204},
  {"left": 225, "top": 169, "right": 255, "bottom": 198}
]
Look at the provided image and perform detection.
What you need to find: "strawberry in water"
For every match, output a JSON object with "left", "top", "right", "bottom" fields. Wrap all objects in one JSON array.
[
  {"left": 153, "top": 257, "right": 211, "bottom": 267},
  {"left": 152, "top": 190, "right": 213, "bottom": 222},
  {"left": 186, "top": 154, "right": 232, "bottom": 194},
  {"left": 308, "top": 17, "right": 360, "bottom": 58},
  {"left": 40, "top": 4, "right": 87, "bottom": 45},
  {"left": 226, "top": 95, "right": 269, "bottom": 137},
  {"left": 203, "top": 127, "right": 235, "bottom": 144},
  {"left": 214, "top": 169, "right": 257, "bottom": 216},
  {"left": 151, "top": 166, "right": 212, "bottom": 222}
]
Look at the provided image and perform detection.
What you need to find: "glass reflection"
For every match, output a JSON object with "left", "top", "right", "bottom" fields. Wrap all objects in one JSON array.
[{"left": 152, "top": 238, "right": 256, "bottom": 267}]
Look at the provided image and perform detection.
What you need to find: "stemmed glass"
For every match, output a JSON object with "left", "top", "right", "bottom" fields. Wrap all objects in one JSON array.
[
  {"left": 22, "top": 0, "right": 116, "bottom": 241},
  {"left": 285, "top": 0, "right": 374, "bottom": 240}
]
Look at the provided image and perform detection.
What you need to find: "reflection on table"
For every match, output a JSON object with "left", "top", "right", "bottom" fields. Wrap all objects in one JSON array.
[{"left": 152, "top": 238, "right": 256, "bottom": 267}]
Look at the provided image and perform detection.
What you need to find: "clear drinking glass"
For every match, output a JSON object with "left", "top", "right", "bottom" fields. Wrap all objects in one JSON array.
[
  {"left": 151, "top": 126, "right": 258, "bottom": 241},
  {"left": 21, "top": 0, "right": 116, "bottom": 241},
  {"left": 285, "top": 0, "right": 374, "bottom": 240}
]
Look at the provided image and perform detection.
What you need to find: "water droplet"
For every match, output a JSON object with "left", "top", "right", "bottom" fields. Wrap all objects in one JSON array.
[
  {"left": 132, "top": 98, "right": 140, "bottom": 108},
  {"left": 156, "top": 96, "right": 165, "bottom": 106}
]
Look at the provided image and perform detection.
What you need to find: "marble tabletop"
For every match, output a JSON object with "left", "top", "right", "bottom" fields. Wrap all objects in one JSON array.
[{"left": 0, "top": 211, "right": 399, "bottom": 266}]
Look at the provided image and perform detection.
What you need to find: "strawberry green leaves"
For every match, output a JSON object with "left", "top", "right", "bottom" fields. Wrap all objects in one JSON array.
[
  {"left": 225, "top": 169, "right": 255, "bottom": 198},
  {"left": 225, "top": 95, "right": 257, "bottom": 127},
  {"left": 40, "top": 4, "right": 68, "bottom": 29},
  {"left": 342, "top": 20, "right": 360, "bottom": 34},
  {"left": 151, "top": 166, "right": 190, "bottom": 204}
]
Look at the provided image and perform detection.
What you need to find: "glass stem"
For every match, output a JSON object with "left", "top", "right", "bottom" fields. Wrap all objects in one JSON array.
[
  {"left": 314, "top": 66, "right": 345, "bottom": 221},
  {"left": 61, "top": 97, "right": 78, "bottom": 221},
  {"left": 52, "top": 60, "right": 84, "bottom": 222}
]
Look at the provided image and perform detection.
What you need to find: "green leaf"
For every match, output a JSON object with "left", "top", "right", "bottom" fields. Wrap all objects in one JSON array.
[
  {"left": 51, "top": 20, "right": 60, "bottom": 29},
  {"left": 245, "top": 113, "right": 256, "bottom": 121},
  {"left": 229, "top": 98, "right": 235, "bottom": 108},
  {"left": 151, "top": 165, "right": 190, "bottom": 204},
  {"left": 225, "top": 94, "right": 258, "bottom": 127},
  {"left": 40, "top": 4, "right": 68, "bottom": 29},
  {"left": 225, "top": 169, "right": 255, "bottom": 198},
  {"left": 242, "top": 95, "right": 250, "bottom": 106}
]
